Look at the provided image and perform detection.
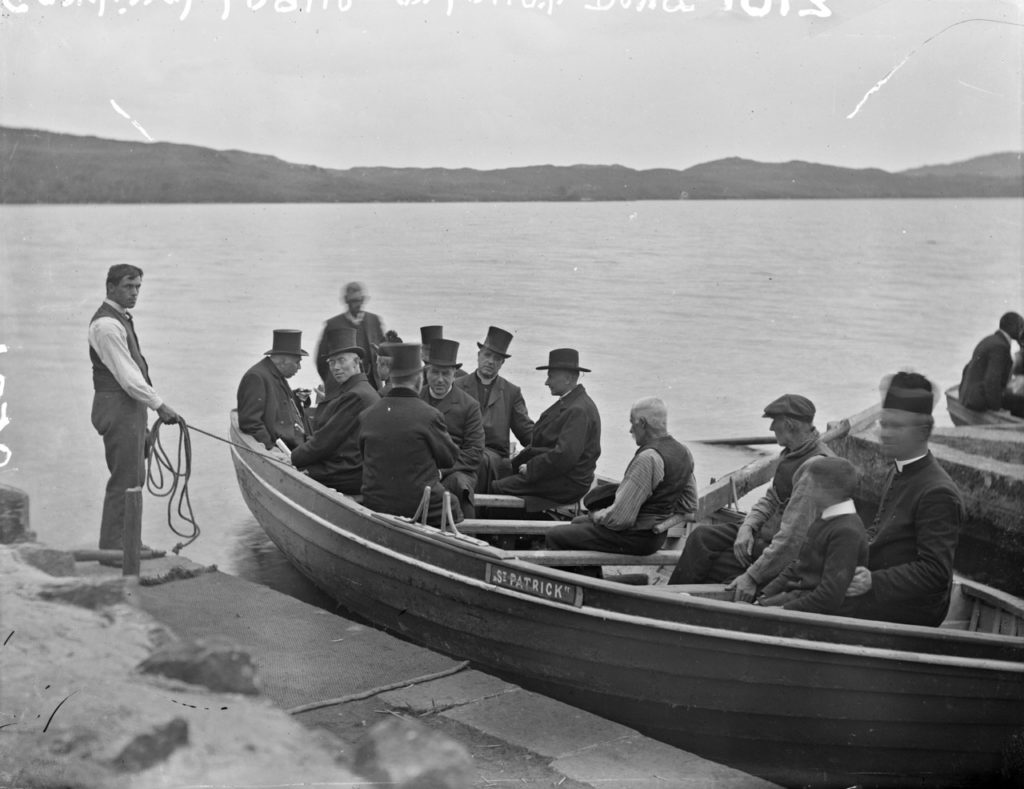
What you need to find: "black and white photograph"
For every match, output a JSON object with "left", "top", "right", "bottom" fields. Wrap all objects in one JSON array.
[{"left": 1, "top": 1, "right": 1022, "bottom": 786}]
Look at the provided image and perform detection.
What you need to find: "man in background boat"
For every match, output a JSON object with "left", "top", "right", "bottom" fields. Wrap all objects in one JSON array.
[
  {"left": 290, "top": 328, "right": 379, "bottom": 494},
  {"left": 668, "top": 393, "right": 832, "bottom": 600},
  {"left": 756, "top": 457, "right": 867, "bottom": 614},
  {"left": 88, "top": 264, "right": 180, "bottom": 559},
  {"left": 837, "top": 372, "right": 965, "bottom": 627},
  {"left": 958, "top": 311, "right": 1024, "bottom": 416},
  {"left": 315, "top": 282, "right": 387, "bottom": 397},
  {"left": 420, "top": 339, "right": 485, "bottom": 518},
  {"left": 453, "top": 326, "right": 535, "bottom": 493},
  {"left": 490, "top": 348, "right": 601, "bottom": 512},
  {"left": 543, "top": 397, "right": 696, "bottom": 575},
  {"left": 359, "top": 343, "right": 462, "bottom": 525},
  {"left": 236, "top": 329, "right": 309, "bottom": 453}
]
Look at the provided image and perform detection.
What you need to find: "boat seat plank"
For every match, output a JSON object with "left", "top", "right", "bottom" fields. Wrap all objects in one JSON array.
[
  {"left": 456, "top": 519, "right": 570, "bottom": 535},
  {"left": 509, "top": 549, "right": 682, "bottom": 566},
  {"left": 474, "top": 493, "right": 526, "bottom": 509}
]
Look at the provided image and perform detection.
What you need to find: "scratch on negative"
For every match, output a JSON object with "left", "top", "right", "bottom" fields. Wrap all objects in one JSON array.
[
  {"left": 43, "top": 691, "right": 79, "bottom": 733},
  {"left": 847, "top": 17, "right": 1024, "bottom": 120}
]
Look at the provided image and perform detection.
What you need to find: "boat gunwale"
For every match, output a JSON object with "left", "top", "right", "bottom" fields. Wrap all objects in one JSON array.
[{"left": 229, "top": 424, "right": 1024, "bottom": 673}]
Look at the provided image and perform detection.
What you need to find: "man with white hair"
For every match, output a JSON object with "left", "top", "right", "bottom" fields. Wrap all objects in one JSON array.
[{"left": 544, "top": 397, "right": 696, "bottom": 569}]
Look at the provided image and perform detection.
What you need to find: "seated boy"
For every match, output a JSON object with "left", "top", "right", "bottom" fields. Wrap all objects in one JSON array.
[{"left": 754, "top": 457, "right": 867, "bottom": 615}]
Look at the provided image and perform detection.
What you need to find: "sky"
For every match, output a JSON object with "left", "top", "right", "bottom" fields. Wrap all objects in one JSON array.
[{"left": 1, "top": 0, "right": 1022, "bottom": 172}]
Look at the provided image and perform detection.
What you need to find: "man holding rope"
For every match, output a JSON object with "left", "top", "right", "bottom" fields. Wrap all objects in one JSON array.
[{"left": 88, "top": 265, "right": 180, "bottom": 563}]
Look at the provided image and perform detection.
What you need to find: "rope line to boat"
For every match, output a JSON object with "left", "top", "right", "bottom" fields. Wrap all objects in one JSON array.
[
  {"left": 286, "top": 660, "right": 472, "bottom": 715},
  {"left": 146, "top": 418, "right": 200, "bottom": 554}
]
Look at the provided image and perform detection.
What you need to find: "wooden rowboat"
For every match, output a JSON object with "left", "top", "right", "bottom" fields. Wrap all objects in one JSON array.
[
  {"left": 945, "top": 384, "right": 1024, "bottom": 428},
  {"left": 229, "top": 410, "right": 1024, "bottom": 788}
]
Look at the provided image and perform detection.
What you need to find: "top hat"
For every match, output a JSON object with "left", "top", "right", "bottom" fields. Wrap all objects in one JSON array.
[
  {"left": 420, "top": 326, "right": 444, "bottom": 361},
  {"left": 762, "top": 393, "right": 815, "bottom": 422},
  {"left": 386, "top": 343, "right": 425, "bottom": 378},
  {"left": 265, "top": 329, "right": 308, "bottom": 357},
  {"left": 323, "top": 327, "right": 364, "bottom": 361},
  {"left": 477, "top": 326, "right": 514, "bottom": 358},
  {"left": 536, "top": 348, "right": 590, "bottom": 373},
  {"left": 427, "top": 339, "right": 462, "bottom": 369},
  {"left": 881, "top": 371, "right": 936, "bottom": 415}
]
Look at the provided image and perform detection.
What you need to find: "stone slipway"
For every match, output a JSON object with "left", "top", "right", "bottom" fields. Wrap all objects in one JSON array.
[{"left": 126, "top": 558, "right": 778, "bottom": 788}]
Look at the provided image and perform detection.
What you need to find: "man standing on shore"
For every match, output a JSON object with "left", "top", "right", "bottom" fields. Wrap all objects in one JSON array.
[
  {"left": 88, "top": 265, "right": 179, "bottom": 556},
  {"left": 316, "top": 282, "right": 387, "bottom": 396}
]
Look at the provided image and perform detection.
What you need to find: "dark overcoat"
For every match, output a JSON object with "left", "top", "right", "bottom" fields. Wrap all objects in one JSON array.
[
  {"left": 453, "top": 372, "right": 534, "bottom": 457},
  {"left": 291, "top": 373, "right": 379, "bottom": 494},
  {"left": 492, "top": 384, "right": 601, "bottom": 507},
  {"left": 421, "top": 384, "right": 485, "bottom": 490},
  {"left": 359, "top": 388, "right": 459, "bottom": 518},
  {"left": 237, "top": 356, "right": 307, "bottom": 450},
  {"left": 959, "top": 331, "right": 1014, "bottom": 411},
  {"left": 316, "top": 311, "right": 385, "bottom": 395}
]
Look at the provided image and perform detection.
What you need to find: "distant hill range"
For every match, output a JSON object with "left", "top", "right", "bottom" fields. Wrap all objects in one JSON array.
[{"left": 2, "top": 126, "right": 1022, "bottom": 203}]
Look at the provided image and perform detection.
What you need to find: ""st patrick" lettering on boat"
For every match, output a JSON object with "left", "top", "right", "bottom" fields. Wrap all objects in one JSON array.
[{"left": 486, "top": 565, "right": 583, "bottom": 608}]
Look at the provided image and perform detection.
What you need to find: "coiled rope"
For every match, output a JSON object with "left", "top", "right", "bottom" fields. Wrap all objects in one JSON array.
[{"left": 146, "top": 418, "right": 294, "bottom": 554}]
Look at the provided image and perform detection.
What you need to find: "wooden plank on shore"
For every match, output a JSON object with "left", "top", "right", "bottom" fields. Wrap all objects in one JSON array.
[{"left": 510, "top": 549, "right": 682, "bottom": 566}]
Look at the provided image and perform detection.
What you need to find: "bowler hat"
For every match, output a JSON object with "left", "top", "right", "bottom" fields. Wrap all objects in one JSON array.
[
  {"left": 427, "top": 339, "right": 462, "bottom": 369},
  {"left": 881, "top": 371, "right": 936, "bottom": 415},
  {"left": 583, "top": 483, "right": 618, "bottom": 512},
  {"left": 386, "top": 343, "right": 425, "bottom": 378},
  {"left": 477, "top": 326, "right": 513, "bottom": 358},
  {"left": 323, "top": 327, "right": 364, "bottom": 361},
  {"left": 762, "top": 394, "right": 815, "bottom": 422},
  {"left": 265, "top": 329, "right": 308, "bottom": 357},
  {"left": 536, "top": 348, "right": 590, "bottom": 373}
]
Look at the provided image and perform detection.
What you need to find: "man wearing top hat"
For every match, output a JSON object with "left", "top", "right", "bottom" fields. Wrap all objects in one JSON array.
[
  {"left": 544, "top": 397, "right": 696, "bottom": 574},
  {"left": 290, "top": 328, "right": 380, "bottom": 494},
  {"left": 315, "top": 282, "right": 387, "bottom": 397},
  {"left": 668, "top": 393, "right": 832, "bottom": 598},
  {"left": 419, "top": 325, "right": 468, "bottom": 381},
  {"left": 837, "top": 372, "right": 965, "bottom": 627},
  {"left": 359, "top": 343, "right": 462, "bottom": 525},
  {"left": 490, "top": 348, "right": 601, "bottom": 511},
  {"left": 420, "top": 339, "right": 485, "bottom": 517},
  {"left": 237, "top": 329, "right": 310, "bottom": 452},
  {"left": 453, "top": 326, "right": 535, "bottom": 492},
  {"left": 88, "top": 264, "right": 180, "bottom": 557}
]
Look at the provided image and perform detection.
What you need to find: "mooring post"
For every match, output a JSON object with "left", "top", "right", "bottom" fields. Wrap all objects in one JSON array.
[{"left": 122, "top": 486, "right": 143, "bottom": 577}]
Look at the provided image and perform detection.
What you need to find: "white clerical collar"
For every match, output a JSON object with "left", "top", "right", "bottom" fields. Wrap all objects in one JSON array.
[
  {"left": 998, "top": 328, "right": 1013, "bottom": 344},
  {"left": 822, "top": 499, "right": 857, "bottom": 520},
  {"left": 894, "top": 454, "right": 927, "bottom": 473},
  {"left": 103, "top": 297, "right": 126, "bottom": 315},
  {"left": 560, "top": 383, "right": 579, "bottom": 400}
]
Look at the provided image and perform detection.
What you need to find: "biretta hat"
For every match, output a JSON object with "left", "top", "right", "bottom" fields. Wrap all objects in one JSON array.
[
  {"left": 265, "top": 329, "right": 308, "bottom": 357},
  {"left": 427, "top": 339, "right": 462, "bottom": 369},
  {"left": 323, "top": 327, "right": 364, "bottom": 361},
  {"left": 477, "top": 326, "right": 514, "bottom": 358},
  {"left": 762, "top": 394, "right": 815, "bottom": 422},
  {"left": 536, "top": 348, "right": 590, "bottom": 373},
  {"left": 583, "top": 482, "right": 619, "bottom": 512},
  {"left": 881, "top": 371, "right": 936, "bottom": 415},
  {"left": 386, "top": 343, "right": 425, "bottom": 378}
]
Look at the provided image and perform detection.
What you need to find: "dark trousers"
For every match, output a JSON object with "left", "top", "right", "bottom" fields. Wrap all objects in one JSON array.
[
  {"left": 667, "top": 521, "right": 752, "bottom": 585},
  {"left": 92, "top": 390, "right": 147, "bottom": 550},
  {"left": 545, "top": 516, "right": 667, "bottom": 578}
]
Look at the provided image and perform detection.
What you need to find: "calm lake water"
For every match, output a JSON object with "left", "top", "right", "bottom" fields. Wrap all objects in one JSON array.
[{"left": 1, "top": 199, "right": 1021, "bottom": 599}]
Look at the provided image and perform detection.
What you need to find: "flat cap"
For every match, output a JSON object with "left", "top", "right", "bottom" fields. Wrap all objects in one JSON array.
[{"left": 762, "top": 393, "right": 816, "bottom": 422}]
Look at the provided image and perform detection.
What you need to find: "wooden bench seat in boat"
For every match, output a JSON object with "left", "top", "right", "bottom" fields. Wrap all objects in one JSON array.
[
  {"left": 457, "top": 519, "right": 571, "bottom": 535},
  {"left": 509, "top": 549, "right": 682, "bottom": 566}
]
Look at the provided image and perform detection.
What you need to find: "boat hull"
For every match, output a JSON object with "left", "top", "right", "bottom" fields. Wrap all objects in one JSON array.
[{"left": 230, "top": 421, "right": 1024, "bottom": 788}]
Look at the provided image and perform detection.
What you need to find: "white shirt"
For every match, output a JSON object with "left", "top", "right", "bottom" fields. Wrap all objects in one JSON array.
[
  {"left": 821, "top": 499, "right": 857, "bottom": 520},
  {"left": 88, "top": 298, "right": 163, "bottom": 410}
]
